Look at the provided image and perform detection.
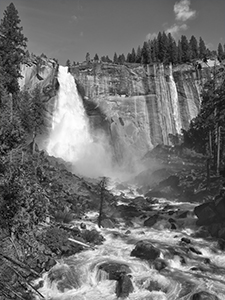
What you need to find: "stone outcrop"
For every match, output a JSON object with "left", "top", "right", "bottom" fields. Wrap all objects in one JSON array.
[{"left": 19, "top": 57, "right": 59, "bottom": 130}]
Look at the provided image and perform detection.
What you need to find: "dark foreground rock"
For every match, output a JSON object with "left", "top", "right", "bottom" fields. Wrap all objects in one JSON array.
[
  {"left": 190, "top": 291, "right": 219, "bottom": 300},
  {"left": 115, "top": 273, "right": 134, "bottom": 298},
  {"left": 98, "top": 262, "right": 131, "bottom": 280},
  {"left": 130, "top": 240, "right": 160, "bottom": 261}
]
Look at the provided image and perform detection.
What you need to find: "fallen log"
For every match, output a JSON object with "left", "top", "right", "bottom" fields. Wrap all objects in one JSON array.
[{"left": 68, "top": 238, "right": 95, "bottom": 249}]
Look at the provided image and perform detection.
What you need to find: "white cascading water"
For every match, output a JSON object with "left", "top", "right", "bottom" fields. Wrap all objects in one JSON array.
[
  {"left": 47, "top": 66, "right": 112, "bottom": 178},
  {"left": 34, "top": 187, "right": 225, "bottom": 300},
  {"left": 168, "top": 65, "right": 182, "bottom": 134}
]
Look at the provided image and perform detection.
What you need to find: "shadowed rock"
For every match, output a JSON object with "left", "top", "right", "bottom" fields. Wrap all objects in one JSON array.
[
  {"left": 130, "top": 240, "right": 160, "bottom": 261},
  {"left": 190, "top": 291, "right": 219, "bottom": 300},
  {"left": 115, "top": 273, "right": 134, "bottom": 298},
  {"left": 98, "top": 262, "right": 131, "bottom": 280}
]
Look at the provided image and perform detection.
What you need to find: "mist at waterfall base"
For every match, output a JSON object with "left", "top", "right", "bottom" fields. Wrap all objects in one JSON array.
[{"left": 47, "top": 65, "right": 136, "bottom": 179}]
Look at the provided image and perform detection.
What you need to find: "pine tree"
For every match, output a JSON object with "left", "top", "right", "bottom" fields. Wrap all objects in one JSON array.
[
  {"left": 66, "top": 59, "right": 71, "bottom": 67},
  {"left": 180, "top": 35, "right": 191, "bottom": 63},
  {"left": 199, "top": 37, "right": 207, "bottom": 60},
  {"left": 131, "top": 48, "right": 136, "bottom": 63},
  {"left": 177, "top": 40, "right": 182, "bottom": 64},
  {"left": 117, "top": 54, "right": 125, "bottom": 64},
  {"left": 135, "top": 46, "right": 142, "bottom": 63},
  {"left": 167, "top": 33, "right": 178, "bottom": 65},
  {"left": 141, "top": 41, "right": 151, "bottom": 64},
  {"left": 0, "top": 3, "right": 27, "bottom": 94},
  {"left": 85, "top": 52, "right": 90, "bottom": 63},
  {"left": 20, "top": 87, "right": 45, "bottom": 154},
  {"left": 189, "top": 35, "right": 198, "bottom": 59},
  {"left": 218, "top": 43, "right": 224, "bottom": 60},
  {"left": 0, "top": 92, "right": 25, "bottom": 155},
  {"left": 94, "top": 53, "right": 99, "bottom": 61},
  {"left": 105, "top": 55, "right": 112, "bottom": 63},
  {"left": 150, "top": 39, "right": 158, "bottom": 63},
  {"left": 113, "top": 52, "right": 118, "bottom": 64},
  {"left": 126, "top": 52, "right": 132, "bottom": 63},
  {"left": 157, "top": 32, "right": 169, "bottom": 63}
]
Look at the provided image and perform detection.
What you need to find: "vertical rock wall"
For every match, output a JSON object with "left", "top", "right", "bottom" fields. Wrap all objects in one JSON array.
[{"left": 72, "top": 62, "right": 212, "bottom": 160}]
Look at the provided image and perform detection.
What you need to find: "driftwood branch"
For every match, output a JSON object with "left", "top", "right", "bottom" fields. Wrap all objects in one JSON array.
[
  {"left": 68, "top": 237, "right": 94, "bottom": 249},
  {"left": 0, "top": 253, "right": 40, "bottom": 277}
]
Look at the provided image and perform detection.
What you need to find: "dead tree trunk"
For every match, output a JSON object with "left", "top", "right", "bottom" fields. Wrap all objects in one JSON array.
[
  {"left": 217, "top": 125, "right": 221, "bottom": 176},
  {"left": 98, "top": 177, "right": 107, "bottom": 228}
]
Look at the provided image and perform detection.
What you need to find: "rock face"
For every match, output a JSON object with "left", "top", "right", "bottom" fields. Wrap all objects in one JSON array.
[
  {"left": 71, "top": 61, "right": 213, "bottom": 160},
  {"left": 19, "top": 57, "right": 59, "bottom": 130}
]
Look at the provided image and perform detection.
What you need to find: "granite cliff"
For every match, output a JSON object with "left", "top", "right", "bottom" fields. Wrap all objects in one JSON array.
[
  {"left": 19, "top": 59, "right": 215, "bottom": 163},
  {"left": 71, "top": 61, "right": 213, "bottom": 161}
]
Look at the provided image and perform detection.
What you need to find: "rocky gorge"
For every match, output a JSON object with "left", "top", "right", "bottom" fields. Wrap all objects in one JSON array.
[{"left": 0, "top": 57, "right": 223, "bottom": 300}]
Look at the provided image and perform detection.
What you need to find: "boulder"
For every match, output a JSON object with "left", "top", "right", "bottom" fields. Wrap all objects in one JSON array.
[
  {"left": 194, "top": 202, "right": 217, "bottom": 226},
  {"left": 101, "top": 218, "right": 115, "bottom": 228},
  {"left": 190, "top": 291, "right": 219, "bottom": 300},
  {"left": 189, "top": 247, "right": 202, "bottom": 255},
  {"left": 143, "top": 215, "right": 158, "bottom": 227},
  {"left": 117, "top": 204, "right": 142, "bottom": 219},
  {"left": 152, "top": 258, "right": 167, "bottom": 271},
  {"left": 115, "top": 273, "right": 134, "bottom": 298},
  {"left": 214, "top": 196, "right": 225, "bottom": 218},
  {"left": 48, "top": 264, "right": 80, "bottom": 292},
  {"left": 159, "top": 175, "right": 180, "bottom": 189},
  {"left": 218, "top": 238, "right": 225, "bottom": 250},
  {"left": 130, "top": 240, "right": 160, "bottom": 261},
  {"left": 98, "top": 262, "right": 131, "bottom": 280}
]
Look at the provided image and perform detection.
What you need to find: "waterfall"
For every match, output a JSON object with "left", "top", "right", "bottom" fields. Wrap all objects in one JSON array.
[
  {"left": 47, "top": 66, "right": 112, "bottom": 177},
  {"left": 168, "top": 65, "right": 182, "bottom": 134}
]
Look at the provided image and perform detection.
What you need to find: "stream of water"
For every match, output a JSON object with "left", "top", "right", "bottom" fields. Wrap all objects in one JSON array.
[{"left": 35, "top": 183, "right": 225, "bottom": 300}]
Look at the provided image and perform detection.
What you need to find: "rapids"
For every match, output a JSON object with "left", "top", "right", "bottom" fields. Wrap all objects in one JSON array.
[{"left": 34, "top": 182, "right": 225, "bottom": 300}]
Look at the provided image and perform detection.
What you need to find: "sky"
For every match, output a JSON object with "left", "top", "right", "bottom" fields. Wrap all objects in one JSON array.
[{"left": 0, "top": 0, "right": 224, "bottom": 64}]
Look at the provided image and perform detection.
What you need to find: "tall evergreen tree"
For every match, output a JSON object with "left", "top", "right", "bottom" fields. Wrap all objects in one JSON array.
[
  {"left": 20, "top": 87, "right": 45, "bottom": 153},
  {"left": 85, "top": 52, "right": 90, "bottom": 63},
  {"left": 177, "top": 40, "right": 182, "bottom": 64},
  {"left": 118, "top": 54, "right": 125, "bottom": 64},
  {"left": 199, "top": 37, "right": 207, "bottom": 60},
  {"left": 0, "top": 3, "right": 27, "bottom": 95},
  {"left": 126, "top": 52, "right": 132, "bottom": 63},
  {"left": 157, "top": 31, "right": 169, "bottom": 63},
  {"left": 180, "top": 35, "right": 191, "bottom": 63},
  {"left": 189, "top": 35, "right": 198, "bottom": 59},
  {"left": 94, "top": 53, "right": 99, "bottom": 61},
  {"left": 66, "top": 59, "right": 71, "bottom": 67},
  {"left": 218, "top": 43, "right": 224, "bottom": 60},
  {"left": 130, "top": 48, "right": 136, "bottom": 63},
  {"left": 150, "top": 38, "right": 158, "bottom": 63},
  {"left": 141, "top": 41, "right": 151, "bottom": 64},
  {"left": 113, "top": 52, "right": 118, "bottom": 64},
  {"left": 167, "top": 33, "right": 178, "bottom": 65},
  {"left": 135, "top": 46, "right": 142, "bottom": 63}
]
